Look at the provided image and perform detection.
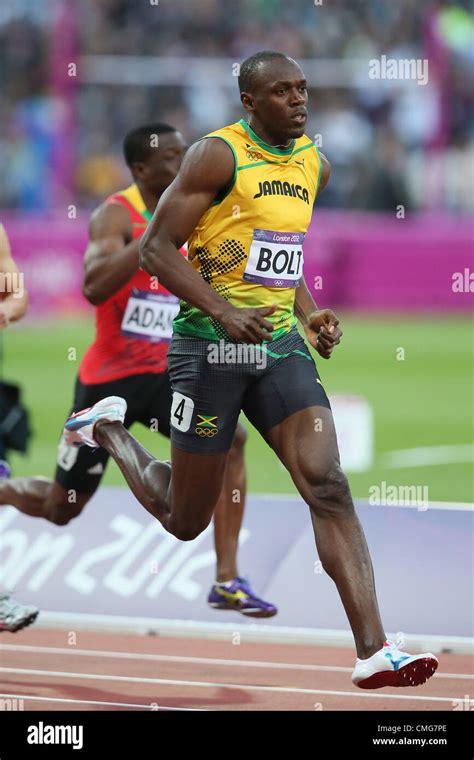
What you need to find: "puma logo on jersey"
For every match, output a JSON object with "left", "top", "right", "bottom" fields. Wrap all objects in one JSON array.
[{"left": 254, "top": 180, "right": 310, "bottom": 204}]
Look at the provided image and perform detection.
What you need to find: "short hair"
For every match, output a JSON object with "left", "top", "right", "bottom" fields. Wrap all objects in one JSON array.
[
  {"left": 238, "top": 50, "right": 291, "bottom": 93},
  {"left": 123, "top": 123, "right": 176, "bottom": 167}
]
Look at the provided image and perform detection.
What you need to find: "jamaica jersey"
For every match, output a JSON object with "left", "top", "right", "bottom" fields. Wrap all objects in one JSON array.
[{"left": 173, "top": 118, "right": 322, "bottom": 341}]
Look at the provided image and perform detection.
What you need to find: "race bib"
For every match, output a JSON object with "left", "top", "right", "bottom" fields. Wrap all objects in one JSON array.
[
  {"left": 242, "top": 229, "right": 304, "bottom": 288},
  {"left": 121, "top": 289, "right": 180, "bottom": 343}
]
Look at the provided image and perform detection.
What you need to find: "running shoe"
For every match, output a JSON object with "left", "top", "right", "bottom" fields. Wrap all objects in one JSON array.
[
  {"left": 0, "top": 460, "right": 11, "bottom": 479},
  {"left": 352, "top": 639, "right": 438, "bottom": 689},
  {"left": 0, "top": 593, "right": 39, "bottom": 633},
  {"left": 63, "top": 396, "right": 127, "bottom": 448},
  {"left": 0, "top": 464, "right": 39, "bottom": 633},
  {"left": 207, "top": 576, "right": 277, "bottom": 618}
]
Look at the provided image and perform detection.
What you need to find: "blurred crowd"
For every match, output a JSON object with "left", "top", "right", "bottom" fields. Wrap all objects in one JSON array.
[{"left": 0, "top": 0, "right": 473, "bottom": 211}]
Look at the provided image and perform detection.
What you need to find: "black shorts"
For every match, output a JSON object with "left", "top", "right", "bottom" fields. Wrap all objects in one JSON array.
[
  {"left": 55, "top": 372, "right": 172, "bottom": 494},
  {"left": 167, "top": 326, "right": 330, "bottom": 454}
]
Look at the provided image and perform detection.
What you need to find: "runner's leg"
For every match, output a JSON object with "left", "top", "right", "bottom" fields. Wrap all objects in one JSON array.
[
  {"left": 141, "top": 372, "right": 248, "bottom": 572},
  {"left": 267, "top": 406, "right": 385, "bottom": 659},
  {"left": 0, "top": 374, "right": 144, "bottom": 526},
  {"left": 212, "top": 422, "right": 247, "bottom": 581},
  {"left": 243, "top": 328, "right": 386, "bottom": 660},
  {"left": 92, "top": 336, "right": 246, "bottom": 540},
  {"left": 93, "top": 421, "right": 229, "bottom": 540},
  {"left": 0, "top": 477, "right": 91, "bottom": 525}
]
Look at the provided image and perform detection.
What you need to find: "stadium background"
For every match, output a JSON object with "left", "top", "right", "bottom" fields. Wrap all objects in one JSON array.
[{"left": 1, "top": 0, "right": 472, "bottom": 502}]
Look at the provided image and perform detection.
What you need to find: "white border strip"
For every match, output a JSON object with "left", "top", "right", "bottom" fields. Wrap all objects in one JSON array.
[{"left": 30, "top": 611, "right": 473, "bottom": 655}]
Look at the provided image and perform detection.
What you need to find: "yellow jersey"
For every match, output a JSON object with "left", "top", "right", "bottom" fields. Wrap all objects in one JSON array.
[{"left": 173, "top": 118, "right": 322, "bottom": 341}]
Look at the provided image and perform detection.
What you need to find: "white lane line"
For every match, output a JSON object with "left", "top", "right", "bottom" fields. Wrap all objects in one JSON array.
[
  {"left": 381, "top": 444, "right": 474, "bottom": 469},
  {"left": 418, "top": 501, "right": 473, "bottom": 511},
  {"left": 259, "top": 492, "right": 473, "bottom": 511},
  {"left": 362, "top": 501, "right": 473, "bottom": 512},
  {"left": 0, "top": 643, "right": 471, "bottom": 680},
  {"left": 0, "top": 692, "right": 204, "bottom": 711},
  {"left": 0, "top": 667, "right": 458, "bottom": 703}
]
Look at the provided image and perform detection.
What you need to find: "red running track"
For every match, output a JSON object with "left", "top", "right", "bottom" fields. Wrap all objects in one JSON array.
[{"left": 0, "top": 628, "right": 472, "bottom": 711}]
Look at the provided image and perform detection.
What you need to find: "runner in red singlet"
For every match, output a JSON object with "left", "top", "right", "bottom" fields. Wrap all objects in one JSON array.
[{"left": 80, "top": 181, "right": 181, "bottom": 384}]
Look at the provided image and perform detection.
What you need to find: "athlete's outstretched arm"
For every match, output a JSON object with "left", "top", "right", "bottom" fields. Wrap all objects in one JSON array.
[
  {"left": 0, "top": 224, "right": 28, "bottom": 326},
  {"left": 140, "top": 138, "right": 276, "bottom": 343},
  {"left": 83, "top": 202, "right": 140, "bottom": 305}
]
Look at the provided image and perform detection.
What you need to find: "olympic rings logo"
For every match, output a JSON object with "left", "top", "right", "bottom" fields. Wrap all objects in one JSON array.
[
  {"left": 245, "top": 150, "right": 263, "bottom": 161},
  {"left": 195, "top": 427, "right": 219, "bottom": 437}
]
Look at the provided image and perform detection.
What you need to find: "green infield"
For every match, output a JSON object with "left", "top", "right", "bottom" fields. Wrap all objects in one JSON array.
[{"left": 3, "top": 313, "right": 473, "bottom": 503}]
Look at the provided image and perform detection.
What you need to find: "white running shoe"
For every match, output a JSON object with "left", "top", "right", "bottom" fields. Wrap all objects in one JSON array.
[
  {"left": 63, "top": 396, "right": 127, "bottom": 448},
  {"left": 0, "top": 593, "right": 39, "bottom": 633},
  {"left": 352, "top": 639, "right": 438, "bottom": 689}
]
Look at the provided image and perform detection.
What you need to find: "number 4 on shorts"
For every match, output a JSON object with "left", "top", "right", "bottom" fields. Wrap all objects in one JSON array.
[{"left": 171, "top": 392, "right": 194, "bottom": 432}]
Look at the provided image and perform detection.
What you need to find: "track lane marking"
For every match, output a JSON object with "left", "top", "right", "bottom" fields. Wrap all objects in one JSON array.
[
  {"left": 0, "top": 692, "right": 204, "bottom": 710},
  {"left": 0, "top": 643, "right": 471, "bottom": 679},
  {"left": 0, "top": 667, "right": 459, "bottom": 703}
]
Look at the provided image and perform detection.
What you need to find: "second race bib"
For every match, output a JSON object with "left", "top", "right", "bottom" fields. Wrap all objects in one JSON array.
[{"left": 121, "top": 289, "right": 180, "bottom": 343}]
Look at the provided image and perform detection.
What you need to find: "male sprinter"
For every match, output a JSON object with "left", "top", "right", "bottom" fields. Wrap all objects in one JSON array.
[
  {"left": 0, "top": 223, "right": 39, "bottom": 632},
  {"left": 0, "top": 125, "right": 276, "bottom": 618},
  {"left": 63, "top": 53, "right": 438, "bottom": 688}
]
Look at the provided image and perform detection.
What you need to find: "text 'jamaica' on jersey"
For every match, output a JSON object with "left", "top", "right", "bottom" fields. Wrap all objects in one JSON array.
[{"left": 173, "top": 119, "right": 323, "bottom": 342}]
